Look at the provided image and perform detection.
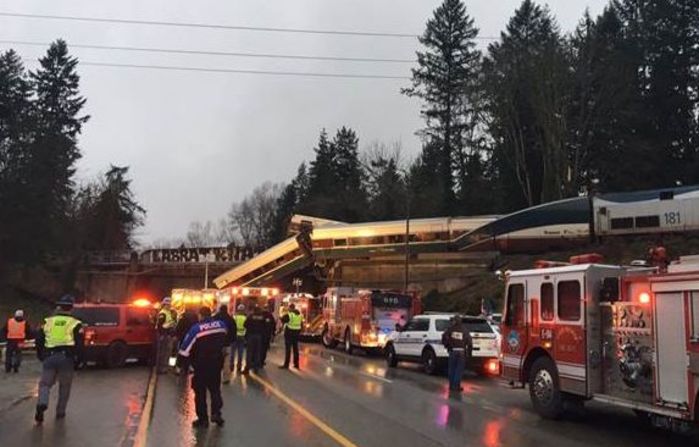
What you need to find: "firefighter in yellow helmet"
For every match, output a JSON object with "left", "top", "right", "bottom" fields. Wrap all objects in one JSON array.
[
  {"left": 279, "top": 303, "right": 304, "bottom": 370},
  {"left": 34, "top": 295, "right": 84, "bottom": 424}
]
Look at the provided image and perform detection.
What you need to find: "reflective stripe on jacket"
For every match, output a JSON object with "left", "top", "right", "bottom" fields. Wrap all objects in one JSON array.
[
  {"left": 287, "top": 312, "right": 303, "bottom": 331},
  {"left": 158, "top": 309, "right": 175, "bottom": 329},
  {"left": 233, "top": 314, "right": 247, "bottom": 337},
  {"left": 43, "top": 315, "right": 81, "bottom": 348},
  {"left": 7, "top": 318, "right": 26, "bottom": 340}
]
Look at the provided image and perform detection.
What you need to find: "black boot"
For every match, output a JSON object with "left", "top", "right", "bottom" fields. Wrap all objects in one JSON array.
[
  {"left": 192, "top": 419, "right": 209, "bottom": 428},
  {"left": 211, "top": 414, "right": 225, "bottom": 427},
  {"left": 35, "top": 404, "right": 47, "bottom": 424}
]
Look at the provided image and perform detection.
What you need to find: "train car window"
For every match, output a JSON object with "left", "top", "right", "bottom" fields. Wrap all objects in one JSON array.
[
  {"left": 691, "top": 292, "right": 699, "bottom": 340},
  {"left": 635, "top": 215, "right": 660, "bottom": 228},
  {"left": 659, "top": 191, "right": 674, "bottom": 200},
  {"left": 558, "top": 281, "right": 581, "bottom": 321},
  {"left": 610, "top": 218, "right": 634, "bottom": 230},
  {"left": 504, "top": 284, "right": 525, "bottom": 327},
  {"left": 333, "top": 239, "right": 347, "bottom": 247},
  {"left": 541, "top": 283, "right": 554, "bottom": 321}
]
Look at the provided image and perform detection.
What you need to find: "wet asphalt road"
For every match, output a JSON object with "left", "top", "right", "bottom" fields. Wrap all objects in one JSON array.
[{"left": 0, "top": 345, "right": 690, "bottom": 446}]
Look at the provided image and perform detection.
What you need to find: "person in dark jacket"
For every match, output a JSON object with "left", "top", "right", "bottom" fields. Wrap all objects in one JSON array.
[
  {"left": 441, "top": 315, "right": 472, "bottom": 392},
  {"left": 242, "top": 306, "right": 266, "bottom": 374},
  {"left": 260, "top": 305, "right": 276, "bottom": 367},
  {"left": 174, "top": 309, "right": 198, "bottom": 375},
  {"left": 213, "top": 304, "right": 236, "bottom": 383},
  {"left": 179, "top": 306, "right": 228, "bottom": 428}
]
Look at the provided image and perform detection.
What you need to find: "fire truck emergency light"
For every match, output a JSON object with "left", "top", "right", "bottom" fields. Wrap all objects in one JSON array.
[
  {"left": 638, "top": 292, "right": 651, "bottom": 304},
  {"left": 131, "top": 298, "right": 151, "bottom": 307}
]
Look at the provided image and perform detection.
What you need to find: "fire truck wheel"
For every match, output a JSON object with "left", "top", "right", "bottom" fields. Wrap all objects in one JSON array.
[
  {"left": 321, "top": 328, "right": 337, "bottom": 349},
  {"left": 105, "top": 341, "right": 128, "bottom": 369},
  {"left": 422, "top": 348, "right": 439, "bottom": 375},
  {"left": 529, "top": 356, "right": 564, "bottom": 419},
  {"left": 343, "top": 329, "right": 353, "bottom": 355},
  {"left": 385, "top": 344, "right": 398, "bottom": 368}
]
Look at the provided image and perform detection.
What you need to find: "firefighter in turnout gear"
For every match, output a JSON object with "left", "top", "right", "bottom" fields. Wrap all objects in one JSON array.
[
  {"left": 279, "top": 303, "right": 303, "bottom": 370},
  {"left": 34, "top": 295, "right": 84, "bottom": 424},
  {"left": 2, "top": 309, "right": 30, "bottom": 373},
  {"left": 156, "top": 296, "right": 176, "bottom": 374},
  {"left": 178, "top": 306, "right": 228, "bottom": 428}
]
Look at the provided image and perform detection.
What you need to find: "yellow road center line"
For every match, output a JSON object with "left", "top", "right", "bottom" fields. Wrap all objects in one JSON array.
[
  {"left": 132, "top": 367, "right": 158, "bottom": 447},
  {"left": 250, "top": 372, "right": 359, "bottom": 447}
]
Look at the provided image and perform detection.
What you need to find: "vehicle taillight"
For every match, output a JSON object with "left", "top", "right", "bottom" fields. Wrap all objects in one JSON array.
[{"left": 485, "top": 359, "right": 499, "bottom": 375}]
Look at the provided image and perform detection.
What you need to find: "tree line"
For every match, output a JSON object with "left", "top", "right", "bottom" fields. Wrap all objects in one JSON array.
[
  {"left": 185, "top": 0, "right": 699, "bottom": 249},
  {"left": 195, "top": 0, "right": 698, "bottom": 249},
  {"left": 0, "top": 40, "right": 145, "bottom": 267}
]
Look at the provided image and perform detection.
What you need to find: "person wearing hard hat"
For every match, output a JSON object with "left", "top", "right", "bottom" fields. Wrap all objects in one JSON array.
[
  {"left": 155, "top": 297, "right": 176, "bottom": 374},
  {"left": 279, "top": 303, "right": 304, "bottom": 370},
  {"left": 231, "top": 304, "right": 247, "bottom": 373},
  {"left": 34, "top": 295, "right": 84, "bottom": 424},
  {"left": 2, "top": 310, "right": 31, "bottom": 373}
]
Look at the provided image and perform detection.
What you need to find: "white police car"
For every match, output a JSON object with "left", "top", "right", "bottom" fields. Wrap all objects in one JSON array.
[{"left": 385, "top": 314, "right": 500, "bottom": 375}]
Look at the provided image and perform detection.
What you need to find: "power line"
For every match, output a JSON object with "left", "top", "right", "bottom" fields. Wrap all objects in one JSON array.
[
  {"left": 22, "top": 58, "right": 410, "bottom": 80},
  {"left": 0, "top": 11, "right": 500, "bottom": 40},
  {"left": 2, "top": 39, "right": 416, "bottom": 63}
]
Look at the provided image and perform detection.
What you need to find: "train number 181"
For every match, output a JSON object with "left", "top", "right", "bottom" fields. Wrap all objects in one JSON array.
[{"left": 664, "top": 211, "right": 681, "bottom": 225}]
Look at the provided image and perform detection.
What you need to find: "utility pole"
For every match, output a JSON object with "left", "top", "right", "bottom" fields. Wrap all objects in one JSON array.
[{"left": 403, "top": 175, "right": 411, "bottom": 293}]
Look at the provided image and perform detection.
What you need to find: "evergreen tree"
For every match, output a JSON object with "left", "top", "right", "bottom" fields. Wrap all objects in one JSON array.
[
  {"left": 483, "top": 0, "right": 570, "bottom": 209},
  {"left": 614, "top": 0, "right": 699, "bottom": 186},
  {"left": 403, "top": 0, "right": 482, "bottom": 215},
  {"left": 568, "top": 7, "right": 652, "bottom": 192},
  {"left": 24, "top": 40, "right": 89, "bottom": 255},
  {"left": 0, "top": 50, "right": 33, "bottom": 260},
  {"left": 365, "top": 148, "right": 406, "bottom": 221},
  {"left": 87, "top": 166, "right": 145, "bottom": 250}
]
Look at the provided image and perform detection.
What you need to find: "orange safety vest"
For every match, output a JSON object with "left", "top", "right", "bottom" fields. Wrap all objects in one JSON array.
[{"left": 7, "top": 318, "right": 26, "bottom": 340}]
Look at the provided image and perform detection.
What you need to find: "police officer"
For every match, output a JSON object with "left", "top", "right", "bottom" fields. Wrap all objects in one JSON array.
[
  {"left": 2, "top": 309, "right": 29, "bottom": 373},
  {"left": 156, "top": 297, "right": 176, "bottom": 374},
  {"left": 260, "top": 304, "right": 276, "bottom": 367},
  {"left": 441, "top": 315, "right": 472, "bottom": 392},
  {"left": 242, "top": 306, "right": 266, "bottom": 374},
  {"left": 34, "top": 295, "right": 84, "bottom": 424},
  {"left": 179, "top": 306, "right": 228, "bottom": 428},
  {"left": 231, "top": 304, "right": 247, "bottom": 373},
  {"left": 279, "top": 303, "right": 303, "bottom": 370}
]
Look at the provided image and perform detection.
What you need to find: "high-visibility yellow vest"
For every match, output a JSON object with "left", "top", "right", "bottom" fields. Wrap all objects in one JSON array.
[
  {"left": 158, "top": 309, "right": 175, "bottom": 329},
  {"left": 287, "top": 312, "right": 303, "bottom": 331},
  {"left": 233, "top": 314, "right": 247, "bottom": 336},
  {"left": 43, "top": 315, "right": 81, "bottom": 349},
  {"left": 7, "top": 319, "right": 26, "bottom": 340}
]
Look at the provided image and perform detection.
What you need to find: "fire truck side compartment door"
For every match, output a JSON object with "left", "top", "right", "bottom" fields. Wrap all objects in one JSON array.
[{"left": 654, "top": 292, "right": 690, "bottom": 407}]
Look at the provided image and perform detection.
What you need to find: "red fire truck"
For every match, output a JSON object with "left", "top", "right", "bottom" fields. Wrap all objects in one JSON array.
[
  {"left": 320, "top": 287, "right": 421, "bottom": 354},
  {"left": 501, "top": 254, "right": 699, "bottom": 434}
]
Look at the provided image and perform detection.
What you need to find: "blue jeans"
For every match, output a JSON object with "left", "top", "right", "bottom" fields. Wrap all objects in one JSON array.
[
  {"left": 231, "top": 339, "right": 246, "bottom": 372},
  {"left": 447, "top": 350, "right": 466, "bottom": 390}
]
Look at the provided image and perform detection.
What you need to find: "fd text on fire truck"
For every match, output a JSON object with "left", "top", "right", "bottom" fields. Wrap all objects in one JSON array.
[{"left": 501, "top": 254, "right": 699, "bottom": 434}]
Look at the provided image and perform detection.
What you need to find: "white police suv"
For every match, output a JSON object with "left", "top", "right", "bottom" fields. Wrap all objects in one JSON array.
[{"left": 385, "top": 314, "right": 500, "bottom": 375}]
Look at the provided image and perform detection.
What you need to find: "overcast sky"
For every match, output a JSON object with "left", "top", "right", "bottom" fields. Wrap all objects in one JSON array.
[{"left": 1, "top": 0, "right": 609, "bottom": 243}]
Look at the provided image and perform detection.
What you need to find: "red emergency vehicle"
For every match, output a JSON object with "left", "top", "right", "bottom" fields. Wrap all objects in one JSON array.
[
  {"left": 501, "top": 254, "right": 699, "bottom": 434},
  {"left": 321, "top": 287, "right": 421, "bottom": 354},
  {"left": 279, "top": 293, "right": 323, "bottom": 338}
]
